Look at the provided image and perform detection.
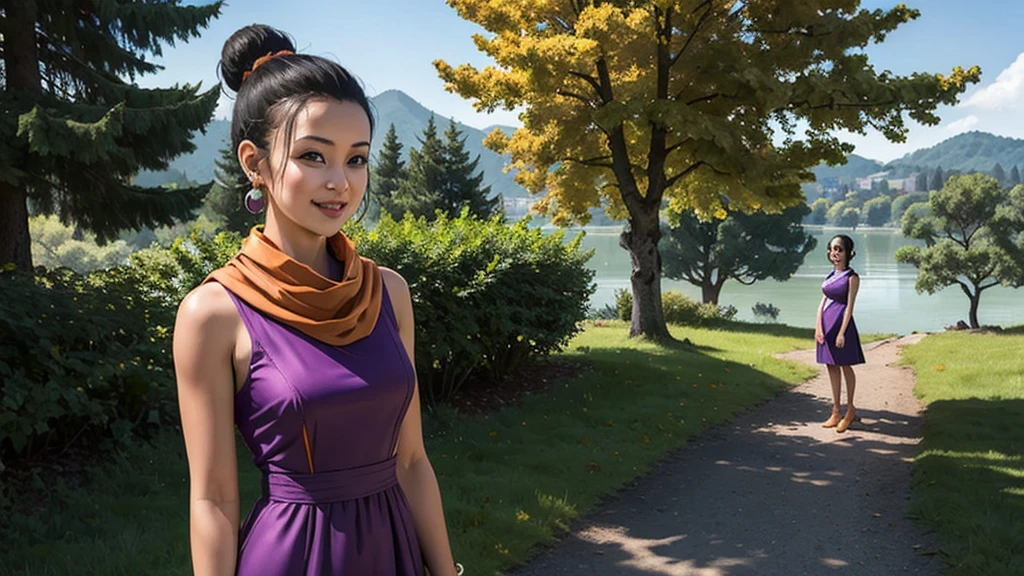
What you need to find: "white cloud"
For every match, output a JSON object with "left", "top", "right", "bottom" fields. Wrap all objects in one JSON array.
[
  {"left": 945, "top": 114, "right": 980, "bottom": 133},
  {"left": 964, "top": 52, "right": 1024, "bottom": 110}
]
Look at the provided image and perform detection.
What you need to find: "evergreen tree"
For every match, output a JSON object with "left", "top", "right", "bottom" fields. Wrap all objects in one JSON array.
[
  {"left": 914, "top": 171, "right": 929, "bottom": 192},
  {"left": 393, "top": 116, "right": 444, "bottom": 219},
  {"left": 1010, "top": 165, "right": 1022, "bottom": 188},
  {"left": 0, "top": 1, "right": 222, "bottom": 270},
  {"left": 930, "top": 166, "right": 946, "bottom": 192},
  {"left": 371, "top": 124, "right": 407, "bottom": 221},
  {"left": 991, "top": 162, "right": 1007, "bottom": 186},
  {"left": 441, "top": 120, "right": 500, "bottom": 220},
  {"left": 204, "top": 140, "right": 261, "bottom": 235}
]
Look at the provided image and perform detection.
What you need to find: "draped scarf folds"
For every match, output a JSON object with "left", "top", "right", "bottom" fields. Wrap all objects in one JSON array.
[{"left": 205, "top": 227, "right": 383, "bottom": 346}]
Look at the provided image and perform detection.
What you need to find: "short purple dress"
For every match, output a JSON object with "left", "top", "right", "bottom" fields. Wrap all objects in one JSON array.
[
  {"left": 816, "top": 268, "right": 865, "bottom": 366},
  {"left": 222, "top": 278, "right": 424, "bottom": 575}
]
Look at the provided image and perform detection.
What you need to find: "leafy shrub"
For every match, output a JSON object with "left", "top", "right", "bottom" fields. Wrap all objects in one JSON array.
[
  {"left": 614, "top": 289, "right": 735, "bottom": 325},
  {"left": 699, "top": 302, "right": 737, "bottom": 322},
  {"left": 0, "top": 266, "right": 175, "bottom": 462},
  {"left": 661, "top": 291, "right": 700, "bottom": 325},
  {"left": 752, "top": 301, "right": 781, "bottom": 322},
  {"left": 614, "top": 288, "right": 633, "bottom": 321},
  {"left": 125, "top": 226, "right": 243, "bottom": 307},
  {"left": 349, "top": 212, "right": 595, "bottom": 403}
]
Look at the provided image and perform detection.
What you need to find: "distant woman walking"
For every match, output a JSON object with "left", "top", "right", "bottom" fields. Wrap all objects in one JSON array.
[{"left": 815, "top": 234, "right": 866, "bottom": 433}]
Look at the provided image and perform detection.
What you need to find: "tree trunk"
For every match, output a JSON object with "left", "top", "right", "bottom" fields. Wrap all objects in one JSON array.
[
  {"left": 620, "top": 209, "right": 672, "bottom": 341},
  {"left": 968, "top": 293, "right": 980, "bottom": 329},
  {"left": 701, "top": 280, "right": 724, "bottom": 305},
  {"left": 1, "top": 0, "right": 41, "bottom": 271},
  {"left": 0, "top": 182, "right": 32, "bottom": 270}
]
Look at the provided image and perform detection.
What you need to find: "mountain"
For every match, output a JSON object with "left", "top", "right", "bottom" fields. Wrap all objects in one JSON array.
[
  {"left": 140, "top": 96, "right": 1024, "bottom": 203},
  {"left": 137, "top": 89, "right": 528, "bottom": 197},
  {"left": 370, "top": 90, "right": 524, "bottom": 197},
  {"left": 883, "top": 131, "right": 1024, "bottom": 178},
  {"left": 811, "top": 154, "right": 884, "bottom": 182}
]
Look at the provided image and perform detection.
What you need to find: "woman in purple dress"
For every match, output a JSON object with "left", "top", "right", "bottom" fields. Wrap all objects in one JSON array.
[
  {"left": 815, "top": 234, "right": 865, "bottom": 433},
  {"left": 172, "top": 25, "right": 459, "bottom": 575}
]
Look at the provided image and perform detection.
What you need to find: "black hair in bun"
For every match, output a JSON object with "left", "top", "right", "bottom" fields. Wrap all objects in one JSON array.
[
  {"left": 218, "top": 24, "right": 374, "bottom": 163},
  {"left": 220, "top": 24, "right": 296, "bottom": 93}
]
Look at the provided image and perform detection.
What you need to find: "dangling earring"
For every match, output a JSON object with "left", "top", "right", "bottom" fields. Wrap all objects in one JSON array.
[{"left": 244, "top": 173, "right": 266, "bottom": 214}]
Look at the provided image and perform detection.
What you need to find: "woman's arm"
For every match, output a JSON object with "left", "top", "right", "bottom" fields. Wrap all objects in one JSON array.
[
  {"left": 836, "top": 274, "right": 860, "bottom": 348},
  {"left": 383, "top": 268, "right": 458, "bottom": 576},
  {"left": 815, "top": 294, "right": 827, "bottom": 344},
  {"left": 173, "top": 284, "right": 242, "bottom": 576}
]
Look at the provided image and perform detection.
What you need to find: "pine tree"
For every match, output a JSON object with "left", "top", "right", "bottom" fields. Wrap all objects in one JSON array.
[
  {"left": 371, "top": 124, "right": 407, "bottom": 221},
  {"left": 1011, "top": 165, "right": 1022, "bottom": 188},
  {"left": 204, "top": 140, "right": 261, "bottom": 235},
  {"left": 991, "top": 162, "right": 1007, "bottom": 186},
  {"left": 441, "top": 120, "right": 500, "bottom": 220},
  {"left": 914, "top": 171, "right": 929, "bottom": 192},
  {"left": 393, "top": 116, "right": 444, "bottom": 219},
  {"left": 0, "top": 1, "right": 223, "bottom": 270},
  {"left": 930, "top": 166, "right": 946, "bottom": 192}
]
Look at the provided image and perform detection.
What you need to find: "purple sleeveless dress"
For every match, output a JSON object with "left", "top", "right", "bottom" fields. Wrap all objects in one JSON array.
[
  {"left": 816, "top": 268, "right": 866, "bottom": 366},
  {"left": 222, "top": 273, "right": 425, "bottom": 575}
]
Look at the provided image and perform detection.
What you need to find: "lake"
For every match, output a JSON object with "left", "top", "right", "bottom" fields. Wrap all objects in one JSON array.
[{"left": 562, "top": 225, "right": 1023, "bottom": 335}]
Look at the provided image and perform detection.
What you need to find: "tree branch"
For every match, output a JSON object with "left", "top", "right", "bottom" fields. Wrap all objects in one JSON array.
[
  {"left": 672, "top": 0, "right": 715, "bottom": 67},
  {"left": 665, "top": 138, "right": 694, "bottom": 155},
  {"left": 666, "top": 161, "right": 730, "bottom": 187},
  {"left": 561, "top": 155, "right": 615, "bottom": 169},
  {"left": 556, "top": 89, "right": 593, "bottom": 105},
  {"left": 569, "top": 71, "right": 603, "bottom": 99}
]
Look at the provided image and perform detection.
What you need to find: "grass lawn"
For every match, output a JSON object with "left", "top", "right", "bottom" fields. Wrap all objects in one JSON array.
[
  {"left": 901, "top": 328, "right": 1024, "bottom": 576},
  {"left": 0, "top": 321, "right": 820, "bottom": 575}
]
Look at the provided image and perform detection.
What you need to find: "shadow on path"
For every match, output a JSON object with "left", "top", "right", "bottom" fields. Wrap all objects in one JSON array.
[{"left": 511, "top": 336, "right": 943, "bottom": 576}]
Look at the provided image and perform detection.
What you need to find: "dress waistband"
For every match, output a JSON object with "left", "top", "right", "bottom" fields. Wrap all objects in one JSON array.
[{"left": 264, "top": 457, "right": 398, "bottom": 504}]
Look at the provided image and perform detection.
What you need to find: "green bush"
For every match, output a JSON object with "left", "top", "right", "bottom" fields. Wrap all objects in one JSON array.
[
  {"left": 125, "top": 227, "right": 243, "bottom": 307},
  {"left": 614, "top": 288, "right": 633, "bottom": 321},
  {"left": 613, "top": 289, "right": 735, "bottom": 325},
  {"left": 752, "top": 301, "right": 781, "bottom": 322},
  {"left": 349, "top": 212, "right": 595, "bottom": 403},
  {"left": 699, "top": 302, "right": 737, "bottom": 322},
  {"left": 0, "top": 266, "right": 175, "bottom": 461},
  {"left": 662, "top": 291, "right": 700, "bottom": 325}
]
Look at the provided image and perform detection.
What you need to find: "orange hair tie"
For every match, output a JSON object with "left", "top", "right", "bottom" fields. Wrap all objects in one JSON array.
[{"left": 241, "top": 50, "right": 294, "bottom": 83}]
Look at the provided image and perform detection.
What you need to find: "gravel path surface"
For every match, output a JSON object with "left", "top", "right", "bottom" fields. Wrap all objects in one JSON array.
[{"left": 511, "top": 334, "right": 943, "bottom": 576}]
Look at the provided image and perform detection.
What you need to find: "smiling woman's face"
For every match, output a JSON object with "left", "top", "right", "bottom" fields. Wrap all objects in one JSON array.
[{"left": 262, "top": 98, "right": 372, "bottom": 239}]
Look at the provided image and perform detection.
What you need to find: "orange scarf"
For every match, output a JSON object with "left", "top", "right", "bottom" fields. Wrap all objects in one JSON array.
[{"left": 205, "top": 227, "right": 382, "bottom": 346}]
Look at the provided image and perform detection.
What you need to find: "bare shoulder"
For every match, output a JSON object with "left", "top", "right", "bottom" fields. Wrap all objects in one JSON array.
[
  {"left": 379, "top": 267, "right": 413, "bottom": 325},
  {"left": 379, "top": 267, "right": 411, "bottom": 302},
  {"left": 175, "top": 282, "right": 239, "bottom": 338}
]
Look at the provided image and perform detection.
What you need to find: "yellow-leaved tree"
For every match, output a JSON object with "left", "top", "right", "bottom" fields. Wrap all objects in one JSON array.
[{"left": 435, "top": 0, "right": 980, "bottom": 340}]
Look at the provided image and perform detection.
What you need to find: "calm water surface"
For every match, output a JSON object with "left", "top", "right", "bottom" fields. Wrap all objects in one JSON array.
[{"left": 562, "top": 225, "right": 1022, "bottom": 334}]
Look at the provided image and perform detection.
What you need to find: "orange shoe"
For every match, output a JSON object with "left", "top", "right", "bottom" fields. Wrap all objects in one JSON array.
[
  {"left": 823, "top": 410, "right": 841, "bottom": 428},
  {"left": 836, "top": 409, "right": 856, "bottom": 433}
]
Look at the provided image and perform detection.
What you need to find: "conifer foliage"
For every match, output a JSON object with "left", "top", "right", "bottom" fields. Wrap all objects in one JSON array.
[
  {"left": 204, "top": 140, "right": 261, "bottom": 235},
  {"left": 391, "top": 115, "right": 500, "bottom": 221},
  {"left": 0, "top": 0, "right": 223, "bottom": 270},
  {"left": 371, "top": 124, "right": 408, "bottom": 221}
]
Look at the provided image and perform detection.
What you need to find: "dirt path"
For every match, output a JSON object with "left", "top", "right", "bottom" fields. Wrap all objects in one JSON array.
[{"left": 511, "top": 335, "right": 943, "bottom": 575}]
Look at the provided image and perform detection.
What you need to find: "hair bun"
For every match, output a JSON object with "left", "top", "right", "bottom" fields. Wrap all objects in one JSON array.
[{"left": 220, "top": 24, "right": 296, "bottom": 92}]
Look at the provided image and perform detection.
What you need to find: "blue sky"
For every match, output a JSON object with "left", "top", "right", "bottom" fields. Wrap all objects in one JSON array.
[{"left": 148, "top": 0, "right": 1024, "bottom": 162}]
